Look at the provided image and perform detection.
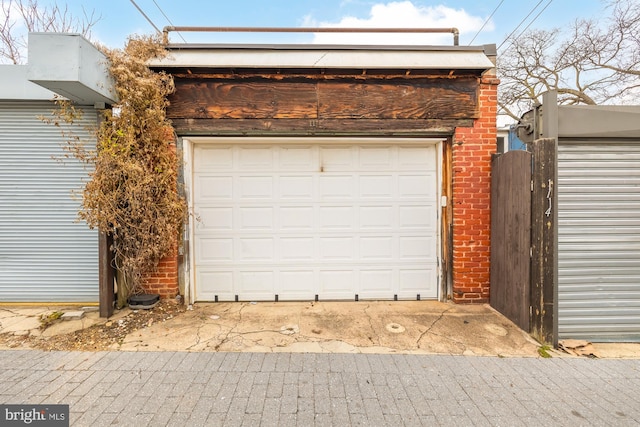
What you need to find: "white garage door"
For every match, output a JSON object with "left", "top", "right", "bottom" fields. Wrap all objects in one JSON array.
[{"left": 191, "top": 140, "right": 439, "bottom": 301}]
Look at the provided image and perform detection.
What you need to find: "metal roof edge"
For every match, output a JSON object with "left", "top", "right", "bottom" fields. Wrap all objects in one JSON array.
[{"left": 164, "top": 43, "right": 492, "bottom": 52}]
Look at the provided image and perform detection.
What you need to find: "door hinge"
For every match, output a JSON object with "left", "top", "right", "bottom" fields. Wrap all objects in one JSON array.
[{"left": 531, "top": 180, "right": 534, "bottom": 192}]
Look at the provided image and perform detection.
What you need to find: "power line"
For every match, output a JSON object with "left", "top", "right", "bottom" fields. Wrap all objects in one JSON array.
[
  {"left": 469, "top": 0, "right": 505, "bottom": 45},
  {"left": 499, "top": 0, "right": 555, "bottom": 52},
  {"left": 152, "top": 0, "right": 187, "bottom": 43},
  {"left": 129, "top": 0, "right": 162, "bottom": 35},
  {"left": 497, "top": 0, "right": 549, "bottom": 51}
]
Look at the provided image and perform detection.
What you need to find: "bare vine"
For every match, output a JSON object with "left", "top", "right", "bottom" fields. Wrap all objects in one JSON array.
[{"left": 46, "top": 35, "right": 186, "bottom": 307}]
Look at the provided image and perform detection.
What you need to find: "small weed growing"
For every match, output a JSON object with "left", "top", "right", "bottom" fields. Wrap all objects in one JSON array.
[
  {"left": 538, "top": 345, "right": 552, "bottom": 358},
  {"left": 40, "top": 311, "right": 64, "bottom": 330}
]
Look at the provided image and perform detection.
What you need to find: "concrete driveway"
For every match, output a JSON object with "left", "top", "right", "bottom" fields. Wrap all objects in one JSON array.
[
  {"left": 118, "top": 301, "right": 541, "bottom": 356},
  {"left": 0, "top": 301, "right": 545, "bottom": 356}
]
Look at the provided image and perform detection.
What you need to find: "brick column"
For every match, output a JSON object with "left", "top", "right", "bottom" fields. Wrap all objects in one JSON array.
[
  {"left": 141, "top": 247, "right": 179, "bottom": 299},
  {"left": 451, "top": 76, "right": 499, "bottom": 303},
  {"left": 141, "top": 127, "right": 180, "bottom": 299}
]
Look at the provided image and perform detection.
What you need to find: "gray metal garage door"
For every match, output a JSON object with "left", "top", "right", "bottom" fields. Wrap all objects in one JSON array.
[
  {"left": 557, "top": 140, "right": 640, "bottom": 342},
  {"left": 0, "top": 101, "right": 98, "bottom": 302}
]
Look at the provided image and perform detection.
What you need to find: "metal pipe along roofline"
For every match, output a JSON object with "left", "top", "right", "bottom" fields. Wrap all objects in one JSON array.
[{"left": 162, "top": 26, "right": 460, "bottom": 46}]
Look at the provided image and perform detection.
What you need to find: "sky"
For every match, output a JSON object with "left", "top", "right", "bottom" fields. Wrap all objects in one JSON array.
[{"left": 29, "top": 0, "right": 607, "bottom": 49}]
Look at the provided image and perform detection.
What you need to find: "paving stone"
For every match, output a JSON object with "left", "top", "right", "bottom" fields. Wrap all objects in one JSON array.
[
  {"left": 234, "top": 372, "right": 256, "bottom": 398},
  {"left": 274, "top": 353, "right": 290, "bottom": 372},
  {"left": 1, "top": 350, "right": 639, "bottom": 427},
  {"left": 210, "top": 383, "right": 236, "bottom": 413},
  {"left": 203, "top": 352, "right": 228, "bottom": 372},
  {"left": 261, "top": 398, "right": 281, "bottom": 425},
  {"left": 266, "top": 372, "right": 284, "bottom": 398},
  {"left": 245, "top": 353, "right": 264, "bottom": 372},
  {"left": 186, "top": 396, "right": 214, "bottom": 426},
  {"left": 202, "top": 372, "right": 225, "bottom": 397},
  {"left": 246, "top": 383, "right": 267, "bottom": 414},
  {"left": 279, "top": 383, "right": 298, "bottom": 414},
  {"left": 298, "top": 372, "right": 314, "bottom": 398}
]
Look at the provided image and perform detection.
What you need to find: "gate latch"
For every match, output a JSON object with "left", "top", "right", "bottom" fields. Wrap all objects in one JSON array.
[{"left": 545, "top": 179, "right": 553, "bottom": 217}]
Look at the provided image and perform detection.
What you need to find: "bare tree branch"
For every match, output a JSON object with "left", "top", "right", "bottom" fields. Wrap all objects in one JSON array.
[
  {"left": 0, "top": 0, "right": 101, "bottom": 64},
  {"left": 498, "top": 0, "right": 640, "bottom": 121}
]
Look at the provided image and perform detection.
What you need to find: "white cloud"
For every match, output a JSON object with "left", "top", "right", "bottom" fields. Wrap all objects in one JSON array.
[{"left": 309, "top": 1, "right": 491, "bottom": 45}]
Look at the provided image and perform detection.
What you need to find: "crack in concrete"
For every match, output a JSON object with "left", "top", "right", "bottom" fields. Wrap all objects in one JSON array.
[
  {"left": 213, "top": 303, "right": 248, "bottom": 350},
  {"left": 0, "top": 308, "right": 25, "bottom": 317},
  {"left": 416, "top": 307, "right": 454, "bottom": 349},
  {"left": 363, "top": 304, "right": 380, "bottom": 345},
  {"left": 186, "top": 323, "right": 204, "bottom": 350}
]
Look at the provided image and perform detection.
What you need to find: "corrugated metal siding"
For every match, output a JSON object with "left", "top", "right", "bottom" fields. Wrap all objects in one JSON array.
[
  {"left": 0, "top": 101, "right": 98, "bottom": 302},
  {"left": 557, "top": 140, "right": 640, "bottom": 342}
]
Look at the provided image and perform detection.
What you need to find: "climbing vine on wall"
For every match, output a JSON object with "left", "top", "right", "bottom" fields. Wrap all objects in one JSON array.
[{"left": 46, "top": 34, "right": 186, "bottom": 307}]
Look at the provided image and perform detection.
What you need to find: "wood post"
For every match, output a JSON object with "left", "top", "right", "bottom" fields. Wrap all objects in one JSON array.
[
  {"left": 99, "top": 232, "right": 115, "bottom": 318},
  {"left": 530, "top": 138, "right": 557, "bottom": 345}
]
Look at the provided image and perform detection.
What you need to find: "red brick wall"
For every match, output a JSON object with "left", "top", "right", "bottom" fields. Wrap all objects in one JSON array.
[
  {"left": 140, "top": 128, "right": 180, "bottom": 299},
  {"left": 141, "top": 249, "right": 179, "bottom": 299},
  {"left": 451, "top": 76, "right": 499, "bottom": 303}
]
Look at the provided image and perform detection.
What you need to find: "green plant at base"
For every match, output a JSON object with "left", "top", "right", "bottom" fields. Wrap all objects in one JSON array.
[
  {"left": 538, "top": 345, "right": 553, "bottom": 358},
  {"left": 40, "top": 311, "right": 64, "bottom": 330}
]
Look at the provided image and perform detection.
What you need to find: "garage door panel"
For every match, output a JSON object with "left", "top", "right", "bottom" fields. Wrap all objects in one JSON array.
[
  {"left": 280, "top": 207, "right": 315, "bottom": 230},
  {"left": 320, "top": 270, "right": 356, "bottom": 298},
  {"left": 319, "top": 175, "right": 355, "bottom": 198},
  {"left": 238, "top": 176, "right": 273, "bottom": 199},
  {"left": 197, "top": 207, "right": 233, "bottom": 230},
  {"left": 398, "top": 146, "right": 436, "bottom": 169},
  {"left": 239, "top": 207, "right": 274, "bottom": 230},
  {"left": 197, "top": 237, "right": 233, "bottom": 262},
  {"left": 360, "top": 175, "right": 394, "bottom": 198},
  {"left": 238, "top": 147, "right": 274, "bottom": 169},
  {"left": 280, "top": 176, "right": 314, "bottom": 199},
  {"left": 321, "top": 147, "right": 354, "bottom": 170},
  {"left": 194, "top": 146, "right": 233, "bottom": 171},
  {"left": 320, "top": 237, "right": 355, "bottom": 260},
  {"left": 399, "top": 268, "right": 437, "bottom": 296},
  {"left": 197, "top": 271, "right": 234, "bottom": 300},
  {"left": 360, "top": 269, "right": 394, "bottom": 295},
  {"left": 360, "top": 237, "right": 394, "bottom": 259},
  {"left": 399, "top": 236, "right": 434, "bottom": 259},
  {"left": 238, "top": 238, "right": 275, "bottom": 260},
  {"left": 399, "top": 206, "right": 436, "bottom": 229},
  {"left": 281, "top": 237, "right": 315, "bottom": 260},
  {"left": 196, "top": 176, "right": 232, "bottom": 201},
  {"left": 279, "top": 270, "right": 316, "bottom": 299},
  {"left": 319, "top": 206, "right": 355, "bottom": 229},
  {"left": 193, "top": 142, "right": 440, "bottom": 301},
  {"left": 238, "top": 271, "right": 274, "bottom": 297},
  {"left": 399, "top": 174, "right": 436, "bottom": 198},
  {"left": 360, "top": 206, "right": 394, "bottom": 229},
  {"left": 359, "top": 146, "right": 394, "bottom": 168},
  {"left": 279, "top": 146, "right": 316, "bottom": 170}
]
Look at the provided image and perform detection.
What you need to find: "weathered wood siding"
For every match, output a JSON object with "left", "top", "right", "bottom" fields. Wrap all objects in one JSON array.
[{"left": 167, "top": 74, "right": 479, "bottom": 135}]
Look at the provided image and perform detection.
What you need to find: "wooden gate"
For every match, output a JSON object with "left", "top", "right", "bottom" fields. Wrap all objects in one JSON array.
[{"left": 490, "top": 150, "right": 531, "bottom": 330}]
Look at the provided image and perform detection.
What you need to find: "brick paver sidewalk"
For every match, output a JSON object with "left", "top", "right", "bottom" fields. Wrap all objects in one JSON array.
[{"left": 1, "top": 350, "right": 639, "bottom": 426}]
